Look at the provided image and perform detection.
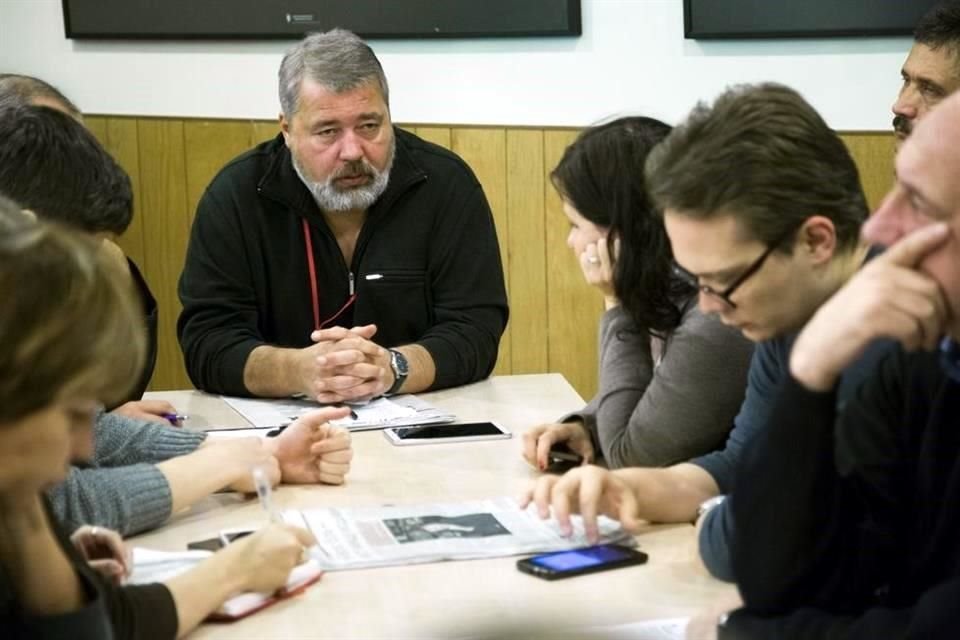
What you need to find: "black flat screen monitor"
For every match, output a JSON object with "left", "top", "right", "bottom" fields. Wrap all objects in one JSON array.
[
  {"left": 684, "top": 0, "right": 940, "bottom": 39},
  {"left": 63, "top": 0, "right": 581, "bottom": 40}
]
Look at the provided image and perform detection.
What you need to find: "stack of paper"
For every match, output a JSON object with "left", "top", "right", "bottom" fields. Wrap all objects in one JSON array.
[{"left": 221, "top": 394, "right": 455, "bottom": 432}]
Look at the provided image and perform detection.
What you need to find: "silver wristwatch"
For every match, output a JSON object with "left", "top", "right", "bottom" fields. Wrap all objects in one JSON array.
[{"left": 695, "top": 494, "right": 727, "bottom": 521}]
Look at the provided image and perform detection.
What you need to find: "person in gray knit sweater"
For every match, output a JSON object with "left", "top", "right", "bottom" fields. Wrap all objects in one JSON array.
[
  {"left": 522, "top": 117, "right": 753, "bottom": 470},
  {"left": 50, "top": 408, "right": 353, "bottom": 536}
]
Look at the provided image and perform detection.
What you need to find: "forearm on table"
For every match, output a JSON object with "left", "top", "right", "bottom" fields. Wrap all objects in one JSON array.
[
  {"left": 618, "top": 463, "right": 720, "bottom": 522},
  {"left": 165, "top": 549, "right": 246, "bottom": 638},
  {"left": 243, "top": 345, "right": 301, "bottom": 397},
  {"left": 95, "top": 412, "right": 206, "bottom": 466},
  {"left": 157, "top": 445, "right": 246, "bottom": 514}
]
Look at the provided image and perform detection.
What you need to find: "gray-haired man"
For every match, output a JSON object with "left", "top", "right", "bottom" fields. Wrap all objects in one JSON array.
[{"left": 178, "top": 29, "right": 509, "bottom": 401}]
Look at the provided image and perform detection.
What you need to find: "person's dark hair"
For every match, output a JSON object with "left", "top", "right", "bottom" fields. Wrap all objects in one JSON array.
[
  {"left": 551, "top": 116, "right": 693, "bottom": 338},
  {"left": 0, "top": 197, "right": 145, "bottom": 423},
  {"left": 0, "top": 104, "right": 133, "bottom": 235},
  {"left": 645, "top": 83, "right": 868, "bottom": 254},
  {"left": 0, "top": 73, "right": 81, "bottom": 118},
  {"left": 914, "top": 1, "right": 960, "bottom": 63}
]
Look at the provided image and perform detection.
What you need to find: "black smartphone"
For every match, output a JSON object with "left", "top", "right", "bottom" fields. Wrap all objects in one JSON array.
[
  {"left": 186, "top": 536, "right": 224, "bottom": 552},
  {"left": 220, "top": 529, "right": 255, "bottom": 545},
  {"left": 517, "top": 544, "right": 648, "bottom": 580},
  {"left": 546, "top": 443, "right": 584, "bottom": 473}
]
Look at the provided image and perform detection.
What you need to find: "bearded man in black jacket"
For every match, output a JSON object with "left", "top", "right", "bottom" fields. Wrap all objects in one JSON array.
[{"left": 178, "top": 29, "right": 508, "bottom": 401}]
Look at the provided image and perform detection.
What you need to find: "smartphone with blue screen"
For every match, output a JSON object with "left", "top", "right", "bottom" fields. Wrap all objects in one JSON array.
[{"left": 516, "top": 544, "right": 648, "bottom": 580}]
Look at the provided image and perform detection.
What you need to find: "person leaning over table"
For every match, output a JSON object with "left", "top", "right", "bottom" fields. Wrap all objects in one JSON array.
[
  {"left": 0, "top": 206, "right": 318, "bottom": 640},
  {"left": 177, "top": 28, "right": 508, "bottom": 403},
  {"left": 522, "top": 83, "right": 896, "bottom": 583},
  {"left": 0, "top": 104, "right": 353, "bottom": 537},
  {"left": 689, "top": 86, "right": 960, "bottom": 640},
  {"left": 521, "top": 116, "right": 753, "bottom": 470}
]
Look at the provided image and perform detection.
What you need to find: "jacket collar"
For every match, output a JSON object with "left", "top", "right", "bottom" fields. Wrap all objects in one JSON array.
[{"left": 257, "top": 127, "right": 428, "bottom": 223}]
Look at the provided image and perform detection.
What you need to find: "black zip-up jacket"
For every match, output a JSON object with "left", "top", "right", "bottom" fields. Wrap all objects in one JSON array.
[
  {"left": 177, "top": 128, "right": 508, "bottom": 396},
  {"left": 723, "top": 347, "right": 960, "bottom": 638}
]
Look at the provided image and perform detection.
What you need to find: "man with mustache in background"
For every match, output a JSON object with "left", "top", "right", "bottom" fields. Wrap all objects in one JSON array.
[
  {"left": 892, "top": 1, "right": 960, "bottom": 149},
  {"left": 178, "top": 29, "right": 508, "bottom": 402}
]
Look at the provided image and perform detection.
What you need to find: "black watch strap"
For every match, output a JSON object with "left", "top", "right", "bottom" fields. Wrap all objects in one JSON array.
[{"left": 385, "top": 349, "right": 409, "bottom": 396}]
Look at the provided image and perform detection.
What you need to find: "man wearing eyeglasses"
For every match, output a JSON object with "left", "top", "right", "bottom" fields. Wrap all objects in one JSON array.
[{"left": 521, "top": 83, "right": 892, "bottom": 583}]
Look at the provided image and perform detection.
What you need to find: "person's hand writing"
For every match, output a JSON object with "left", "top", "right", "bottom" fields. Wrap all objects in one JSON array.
[
  {"left": 223, "top": 523, "right": 317, "bottom": 594},
  {"left": 521, "top": 421, "right": 595, "bottom": 471},
  {"left": 70, "top": 525, "right": 131, "bottom": 585},
  {"left": 518, "top": 465, "right": 643, "bottom": 544},
  {"left": 791, "top": 223, "right": 950, "bottom": 391},
  {"left": 266, "top": 408, "right": 354, "bottom": 485}
]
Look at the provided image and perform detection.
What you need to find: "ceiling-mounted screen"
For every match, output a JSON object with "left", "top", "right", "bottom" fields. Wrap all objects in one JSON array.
[
  {"left": 63, "top": 0, "right": 581, "bottom": 40},
  {"left": 684, "top": 0, "right": 940, "bottom": 39}
]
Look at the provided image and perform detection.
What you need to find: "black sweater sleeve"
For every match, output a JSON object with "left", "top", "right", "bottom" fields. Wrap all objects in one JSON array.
[{"left": 724, "top": 354, "right": 960, "bottom": 638}]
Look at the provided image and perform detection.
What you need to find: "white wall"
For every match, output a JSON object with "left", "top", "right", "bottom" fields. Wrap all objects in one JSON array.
[{"left": 0, "top": 0, "right": 911, "bottom": 130}]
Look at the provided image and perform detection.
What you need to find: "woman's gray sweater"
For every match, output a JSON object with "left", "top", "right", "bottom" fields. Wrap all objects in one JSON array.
[{"left": 566, "top": 303, "right": 754, "bottom": 468}]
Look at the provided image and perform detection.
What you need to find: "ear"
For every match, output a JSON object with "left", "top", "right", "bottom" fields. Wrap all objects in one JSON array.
[
  {"left": 279, "top": 112, "right": 292, "bottom": 147},
  {"left": 798, "top": 215, "right": 837, "bottom": 265}
]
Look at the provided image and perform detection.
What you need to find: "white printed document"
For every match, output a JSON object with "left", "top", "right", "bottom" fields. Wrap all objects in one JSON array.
[
  {"left": 282, "top": 496, "right": 635, "bottom": 570},
  {"left": 220, "top": 394, "right": 455, "bottom": 431}
]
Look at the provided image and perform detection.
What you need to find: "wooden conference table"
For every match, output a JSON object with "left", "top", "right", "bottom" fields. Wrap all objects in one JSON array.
[{"left": 139, "top": 374, "right": 734, "bottom": 639}]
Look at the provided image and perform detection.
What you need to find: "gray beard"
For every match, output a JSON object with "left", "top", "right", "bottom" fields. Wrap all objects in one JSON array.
[{"left": 292, "top": 139, "right": 395, "bottom": 213}]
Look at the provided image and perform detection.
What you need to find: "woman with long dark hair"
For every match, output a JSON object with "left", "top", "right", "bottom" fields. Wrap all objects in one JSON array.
[{"left": 522, "top": 117, "right": 753, "bottom": 469}]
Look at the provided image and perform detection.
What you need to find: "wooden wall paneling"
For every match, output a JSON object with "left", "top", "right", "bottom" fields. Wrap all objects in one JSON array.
[
  {"left": 505, "top": 129, "right": 549, "bottom": 374},
  {"left": 543, "top": 129, "right": 601, "bottom": 400},
  {"left": 251, "top": 120, "right": 280, "bottom": 146},
  {"left": 840, "top": 132, "right": 896, "bottom": 212},
  {"left": 412, "top": 126, "right": 452, "bottom": 150},
  {"left": 182, "top": 119, "right": 255, "bottom": 219},
  {"left": 136, "top": 118, "right": 192, "bottom": 390},
  {"left": 103, "top": 117, "right": 147, "bottom": 269},
  {"left": 84, "top": 116, "right": 108, "bottom": 144},
  {"left": 450, "top": 127, "right": 512, "bottom": 375},
  {"left": 81, "top": 117, "right": 145, "bottom": 264}
]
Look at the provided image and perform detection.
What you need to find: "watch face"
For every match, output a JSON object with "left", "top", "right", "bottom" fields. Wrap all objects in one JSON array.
[{"left": 391, "top": 349, "right": 409, "bottom": 375}]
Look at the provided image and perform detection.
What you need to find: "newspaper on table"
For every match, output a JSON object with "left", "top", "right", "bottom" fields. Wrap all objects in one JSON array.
[
  {"left": 220, "top": 393, "right": 455, "bottom": 432},
  {"left": 282, "top": 496, "right": 636, "bottom": 571}
]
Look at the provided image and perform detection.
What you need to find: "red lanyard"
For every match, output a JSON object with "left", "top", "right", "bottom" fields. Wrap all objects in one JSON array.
[{"left": 302, "top": 218, "right": 357, "bottom": 332}]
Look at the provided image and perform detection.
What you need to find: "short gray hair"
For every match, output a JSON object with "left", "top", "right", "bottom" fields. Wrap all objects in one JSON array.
[{"left": 278, "top": 29, "right": 389, "bottom": 117}]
